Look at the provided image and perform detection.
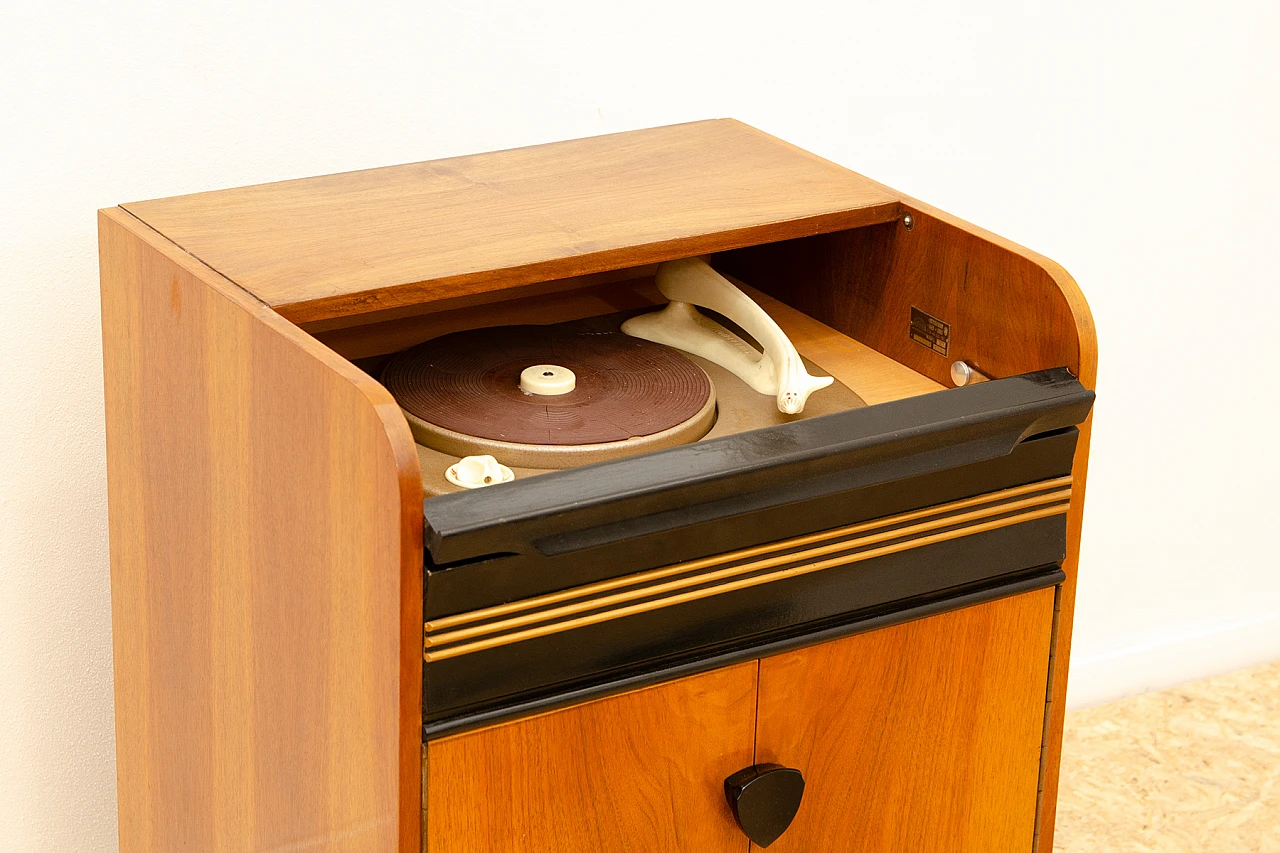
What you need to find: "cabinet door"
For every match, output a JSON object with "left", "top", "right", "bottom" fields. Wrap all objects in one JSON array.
[
  {"left": 755, "top": 588, "right": 1056, "bottom": 852},
  {"left": 425, "top": 661, "right": 757, "bottom": 853}
]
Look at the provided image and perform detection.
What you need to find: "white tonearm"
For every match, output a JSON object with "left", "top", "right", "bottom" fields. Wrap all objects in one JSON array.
[{"left": 621, "top": 257, "right": 833, "bottom": 414}]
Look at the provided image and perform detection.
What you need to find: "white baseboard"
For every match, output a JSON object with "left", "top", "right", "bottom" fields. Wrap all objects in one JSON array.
[{"left": 1064, "top": 612, "right": 1280, "bottom": 711}]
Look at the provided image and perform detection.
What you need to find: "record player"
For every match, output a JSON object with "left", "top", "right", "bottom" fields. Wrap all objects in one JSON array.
[
  {"left": 100, "top": 121, "right": 1096, "bottom": 853},
  {"left": 385, "top": 258, "right": 861, "bottom": 494}
]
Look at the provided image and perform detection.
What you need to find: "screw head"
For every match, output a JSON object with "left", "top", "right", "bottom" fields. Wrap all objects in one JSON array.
[{"left": 902, "top": 214, "right": 915, "bottom": 231}]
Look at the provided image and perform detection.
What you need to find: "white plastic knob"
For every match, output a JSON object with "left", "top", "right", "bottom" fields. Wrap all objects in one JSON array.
[
  {"left": 446, "top": 455, "right": 515, "bottom": 489},
  {"left": 520, "top": 364, "right": 576, "bottom": 396}
]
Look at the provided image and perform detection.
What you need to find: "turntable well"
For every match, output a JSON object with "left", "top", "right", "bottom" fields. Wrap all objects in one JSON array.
[{"left": 373, "top": 272, "right": 936, "bottom": 494}]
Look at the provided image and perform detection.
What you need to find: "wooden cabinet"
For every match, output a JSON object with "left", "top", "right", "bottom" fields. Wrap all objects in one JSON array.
[
  {"left": 424, "top": 589, "right": 1056, "bottom": 852},
  {"left": 102, "top": 120, "right": 1094, "bottom": 853}
]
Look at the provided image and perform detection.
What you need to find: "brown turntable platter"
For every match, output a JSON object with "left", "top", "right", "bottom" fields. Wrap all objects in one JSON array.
[{"left": 382, "top": 324, "right": 716, "bottom": 468}]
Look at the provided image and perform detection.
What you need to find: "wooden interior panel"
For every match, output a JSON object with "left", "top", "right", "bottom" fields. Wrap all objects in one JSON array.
[
  {"left": 315, "top": 275, "right": 665, "bottom": 360},
  {"left": 717, "top": 212, "right": 1087, "bottom": 389},
  {"left": 424, "top": 662, "right": 758, "bottom": 853},
  {"left": 99, "top": 209, "right": 423, "bottom": 853},
  {"left": 743, "top": 282, "right": 943, "bottom": 405},
  {"left": 301, "top": 265, "right": 662, "bottom": 335},
  {"left": 754, "top": 588, "right": 1057, "bottom": 853},
  {"left": 120, "top": 120, "right": 901, "bottom": 325}
]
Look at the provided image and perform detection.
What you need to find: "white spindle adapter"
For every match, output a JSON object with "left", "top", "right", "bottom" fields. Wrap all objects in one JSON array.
[
  {"left": 621, "top": 257, "right": 833, "bottom": 414},
  {"left": 446, "top": 455, "right": 515, "bottom": 489},
  {"left": 520, "top": 364, "right": 576, "bottom": 395}
]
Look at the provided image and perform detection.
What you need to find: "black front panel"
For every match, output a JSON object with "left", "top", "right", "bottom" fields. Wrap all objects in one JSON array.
[
  {"left": 424, "top": 369, "right": 1092, "bottom": 616},
  {"left": 423, "top": 569, "right": 1065, "bottom": 739},
  {"left": 427, "top": 427, "right": 1078, "bottom": 617},
  {"left": 425, "top": 518, "right": 1066, "bottom": 722},
  {"left": 420, "top": 369, "right": 1093, "bottom": 733}
]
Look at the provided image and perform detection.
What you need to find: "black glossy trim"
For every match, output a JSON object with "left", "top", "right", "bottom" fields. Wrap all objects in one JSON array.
[
  {"left": 424, "top": 509, "right": 1067, "bottom": 720},
  {"left": 424, "top": 567, "right": 1065, "bottom": 739},
  {"left": 423, "top": 368, "right": 1093, "bottom": 566},
  {"left": 426, "top": 397, "right": 1086, "bottom": 619}
]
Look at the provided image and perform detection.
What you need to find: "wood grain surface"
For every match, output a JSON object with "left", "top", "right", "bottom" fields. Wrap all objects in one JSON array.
[
  {"left": 424, "top": 662, "right": 757, "bottom": 853},
  {"left": 120, "top": 119, "right": 901, "bottom": 324},
  {"left": 100, "top": 208, "right": 423, "bottom": 853},
  {"left": 754, "top": 588, "right": 1057, "bottom": 853}
]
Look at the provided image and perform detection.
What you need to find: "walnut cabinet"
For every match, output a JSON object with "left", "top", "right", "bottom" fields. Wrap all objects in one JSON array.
[{"left": 100, "top": 120, "right": 1094, "bottom": 852}]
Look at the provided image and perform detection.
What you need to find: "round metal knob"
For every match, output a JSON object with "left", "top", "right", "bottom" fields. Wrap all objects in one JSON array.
[
  {"left": 950, "top": 360, "right": 990, "bottom": 387},
  {"left": 724, "top": 763, "right": 805, "bottom": 848}
]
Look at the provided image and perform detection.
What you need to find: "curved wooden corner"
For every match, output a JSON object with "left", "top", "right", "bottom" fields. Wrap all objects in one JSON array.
[
  {"left": 902, "top": 195, "right": 1096, "bottom": 388},
  {"left": 100, "top": 207, "right": 422, "bottom": 853}
]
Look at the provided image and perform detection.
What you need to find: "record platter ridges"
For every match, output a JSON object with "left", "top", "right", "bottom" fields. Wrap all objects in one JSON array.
[{"left": 382, "top": 323, "right": 717, "bottom": 469}]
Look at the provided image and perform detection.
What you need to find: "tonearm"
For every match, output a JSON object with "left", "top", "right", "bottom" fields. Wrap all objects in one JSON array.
[{"left": 622, "top": 257, "right": 833, "bottom": 414}]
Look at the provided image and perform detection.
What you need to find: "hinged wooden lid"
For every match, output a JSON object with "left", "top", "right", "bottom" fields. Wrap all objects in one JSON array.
[{"left": 121, "top": 119, "right": 901, "bottom": 325}]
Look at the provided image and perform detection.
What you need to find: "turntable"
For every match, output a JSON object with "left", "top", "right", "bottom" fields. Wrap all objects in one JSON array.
[
  {"left": 101, "top": 120, "right": 1096, "bottom": 853},
  {"left": 383, "top": 258, "right": 863, "bottom": 494}
]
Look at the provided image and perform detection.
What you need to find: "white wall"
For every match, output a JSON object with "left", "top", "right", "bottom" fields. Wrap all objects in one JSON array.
[{"left": 2, "top": 1, "right": 1276, "bottom": 850}]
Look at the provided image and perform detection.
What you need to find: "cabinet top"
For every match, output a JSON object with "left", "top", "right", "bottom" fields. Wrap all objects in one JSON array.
[{"left": 120, "top": 119, "right": 901, "bottom": 325}]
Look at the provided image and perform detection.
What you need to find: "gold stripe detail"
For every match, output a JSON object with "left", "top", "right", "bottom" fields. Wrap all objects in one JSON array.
[
  {"left": 424, "top": 482, "right": 1073, "bottom": 662},
  {"left": 428, "top": 488, "right": 1071, "bottom": 649},
  {"left": 426, "top": 503, "right": 1068, "bottom": 662},
  {"left": 427, "top": 474, "right": 1073, "bottom": 633}
]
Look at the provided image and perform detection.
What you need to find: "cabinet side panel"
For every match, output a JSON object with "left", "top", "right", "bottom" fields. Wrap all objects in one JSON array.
[
  {"left": 100, "top": 210, "right": 422, "bottom": 853},
  {"left": 720, "top": 204, "right": 1096, "bottom": 853},
  {"left": 755, "top": 588, "right": 1057, "bottom": 852},
  {"left": 424, "top": 662, "right": 758, "bottom": 853}
]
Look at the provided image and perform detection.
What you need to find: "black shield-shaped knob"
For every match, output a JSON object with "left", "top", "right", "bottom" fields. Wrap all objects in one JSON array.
[{"left": 724, "top": 763, "right": 805, "bottom": 848}]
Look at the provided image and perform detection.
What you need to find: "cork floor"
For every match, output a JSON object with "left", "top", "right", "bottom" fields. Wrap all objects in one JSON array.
[{"left": 1054, "top": 660, "right": 1280, "bottom": 852}]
